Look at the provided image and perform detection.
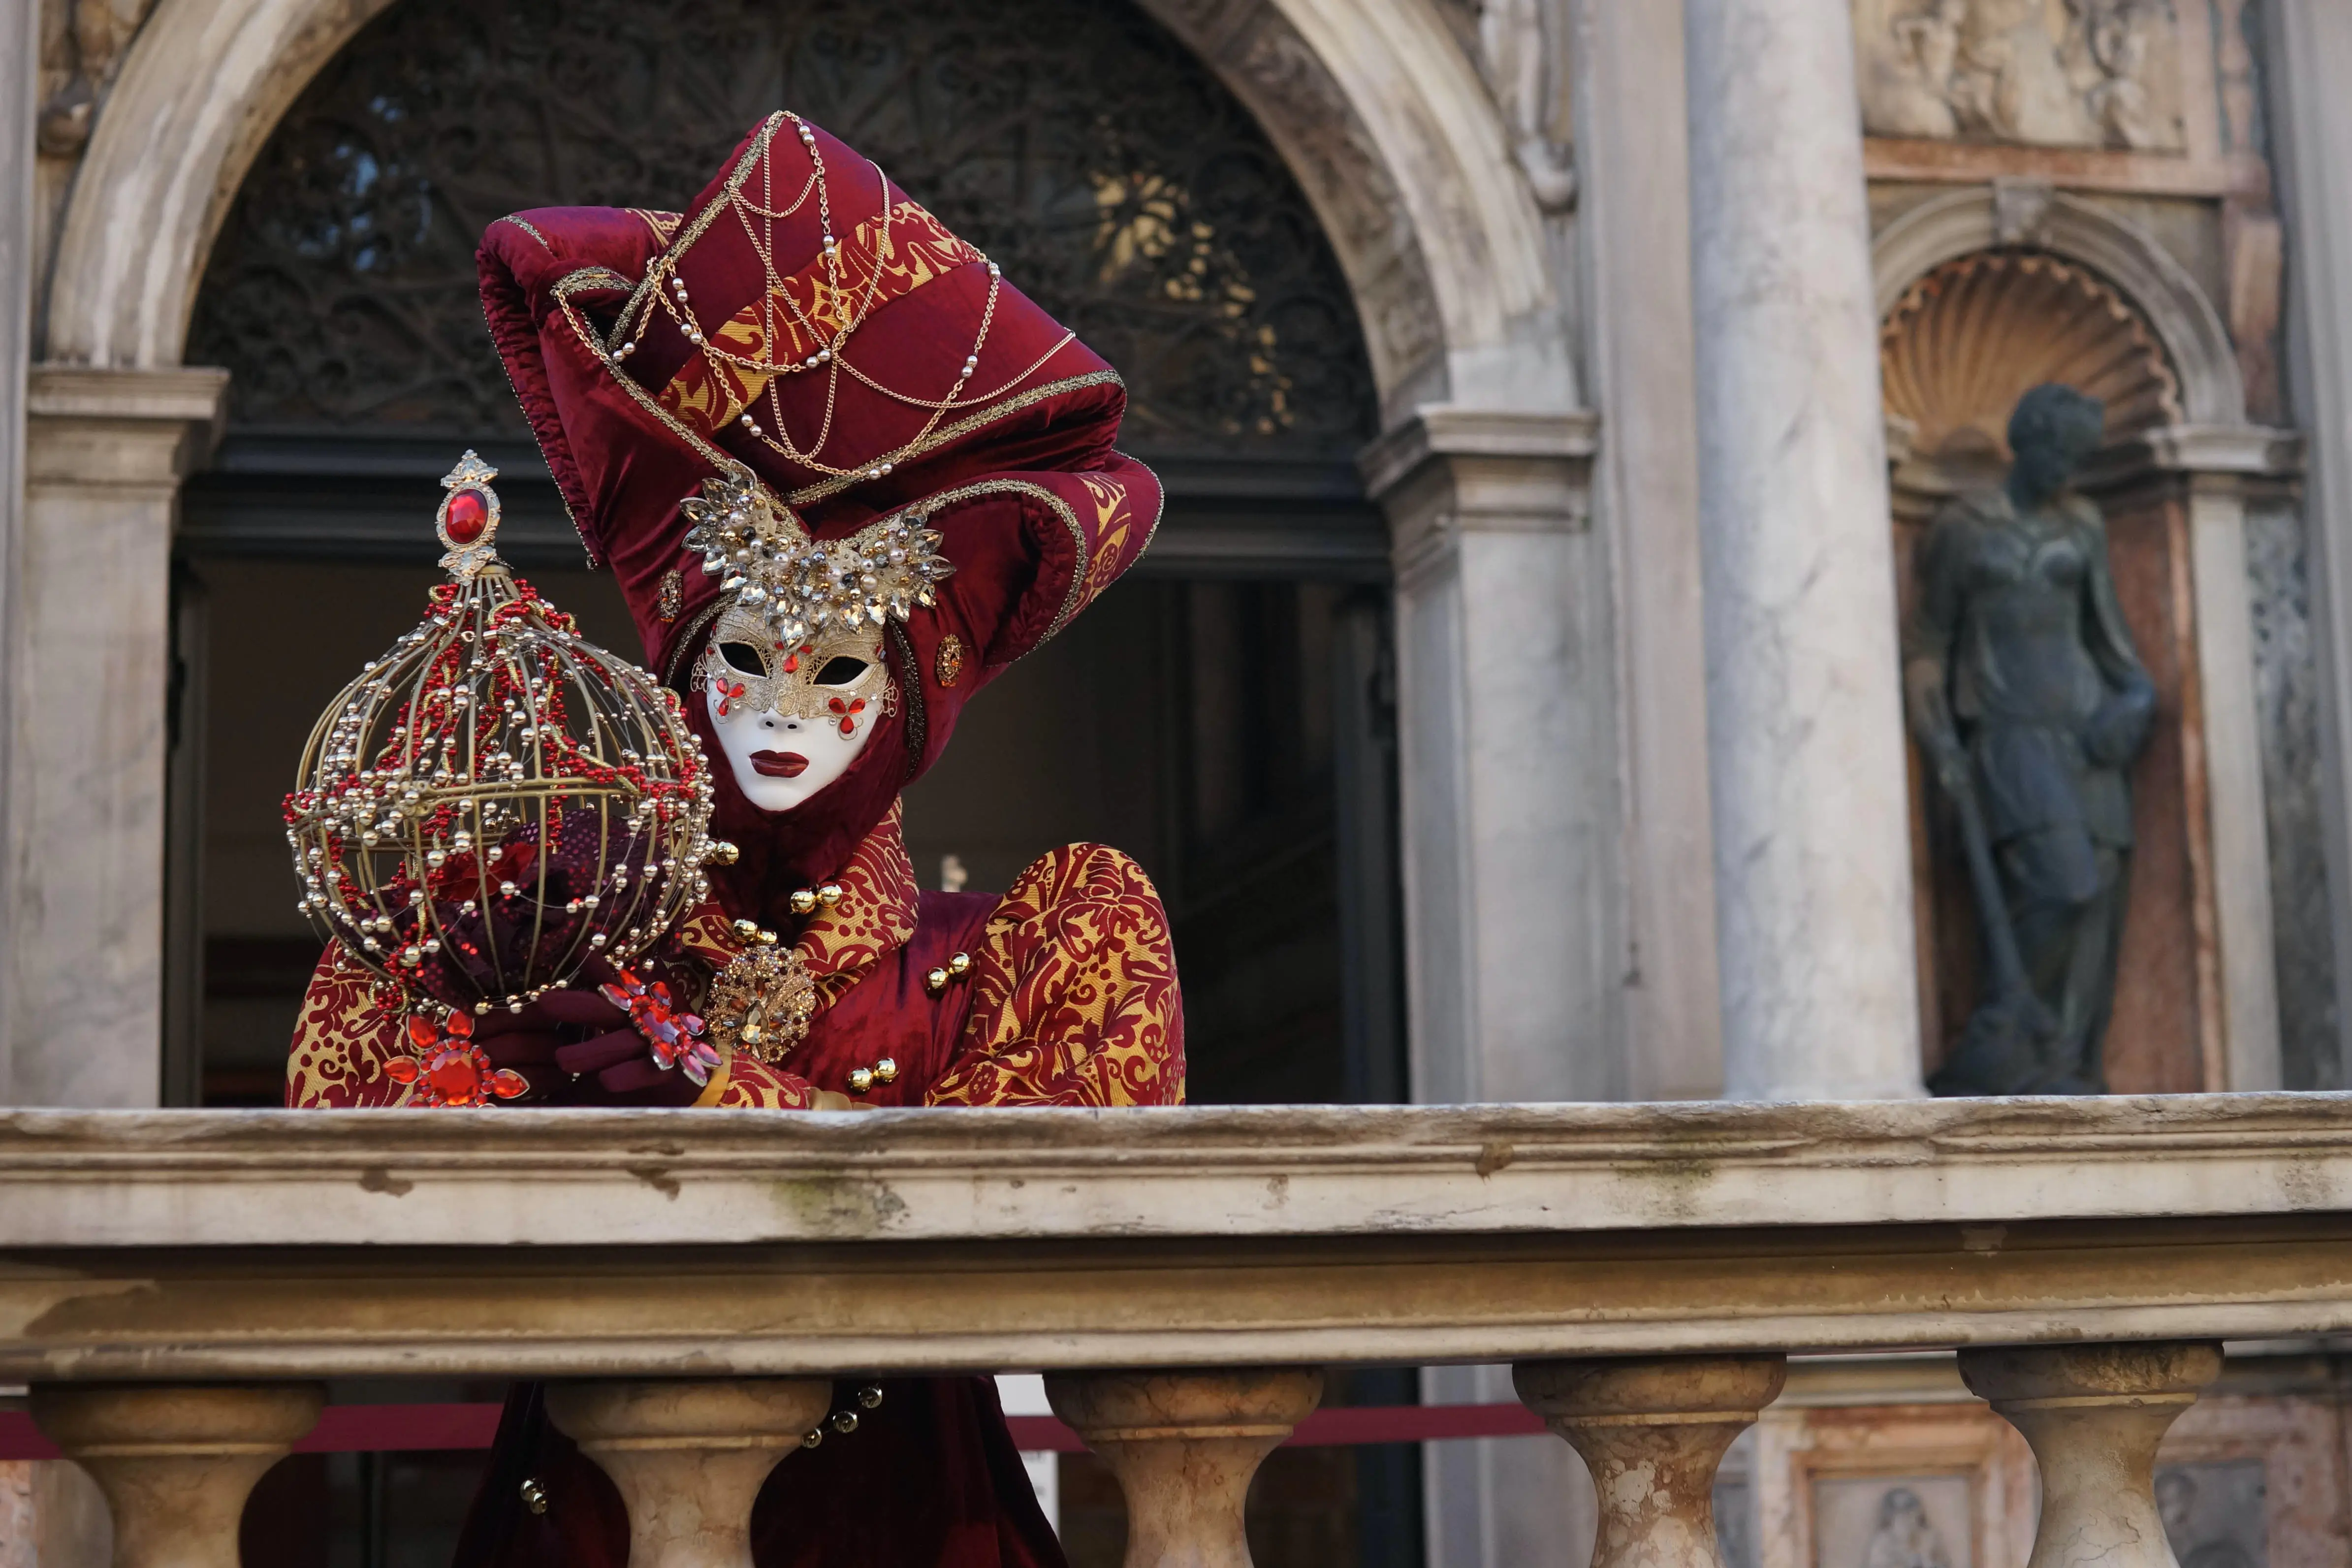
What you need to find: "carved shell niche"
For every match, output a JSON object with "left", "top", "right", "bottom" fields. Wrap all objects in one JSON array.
[{"left": 1880, "top": 251, "right": 2182, "bottom": 468}]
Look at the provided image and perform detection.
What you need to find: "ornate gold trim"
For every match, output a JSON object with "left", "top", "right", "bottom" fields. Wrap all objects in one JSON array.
[{"left": 497, "top": 214, "right": 554, "bottom": 251}]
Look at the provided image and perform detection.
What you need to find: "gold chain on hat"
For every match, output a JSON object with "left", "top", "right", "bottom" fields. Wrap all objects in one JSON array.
[{"left": 607, "top": 113, "right": 1053, "bottom": 485}]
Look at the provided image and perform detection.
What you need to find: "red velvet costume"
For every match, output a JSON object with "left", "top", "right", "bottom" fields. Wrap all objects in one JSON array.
[{"left": 285, "top": 113, "right": 1182, "bottom": 1566}]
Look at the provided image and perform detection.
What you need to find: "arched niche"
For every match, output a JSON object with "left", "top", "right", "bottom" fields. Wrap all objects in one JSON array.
[
  {"left": 1873, "top": 185, "right": 2245, "bottom": 428},
  {"left": 1874, "top": 190, "right": 2270, "bottom": 1095}
]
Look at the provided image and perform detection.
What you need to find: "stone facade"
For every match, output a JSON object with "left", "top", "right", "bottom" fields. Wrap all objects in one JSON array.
[{"left": 4, "top": 0, "right": 2352, "bottom": 1564}]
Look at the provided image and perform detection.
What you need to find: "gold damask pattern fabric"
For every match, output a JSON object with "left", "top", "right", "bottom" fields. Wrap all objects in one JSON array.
[
  {"left": 796, "top": 798, "right": 920, "bottom": 981},
  {"left": 690, "top": 1052, "right": 820, "bottom": 1109},
  {"left": 286, "top": 808, "right": 1179, "bottom": 1110},
  {"left": 285, "top": 942, "right": 415, "bottom": 1108},
  {"left": 928, "top": 843, "right": 1183, "bottom": 1108}
]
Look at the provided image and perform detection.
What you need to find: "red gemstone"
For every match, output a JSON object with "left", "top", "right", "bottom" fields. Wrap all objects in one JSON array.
[
  {"left": 426, "top": 1050, "right": 484, "bottom": 1103},
  {"left": 445, "top": 489, "right": 491, "bottom": 544}
]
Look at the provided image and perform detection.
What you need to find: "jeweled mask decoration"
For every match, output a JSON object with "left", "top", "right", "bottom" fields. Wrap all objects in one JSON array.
[
  {"left": 284, "top": 452, "right": 727, "bottom": 1046},
  {"left": 695, "top": 601, "right": 891, "bottom": 811},
  {"left": 679, "top": 465, "right": 954, "bottom": 644},
  {"left": 676, "top": 463, "right": 945, "bottom": 811}
]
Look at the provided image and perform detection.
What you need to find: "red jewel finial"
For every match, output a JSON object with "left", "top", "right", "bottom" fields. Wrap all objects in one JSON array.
[{"left": 444, "top": 489, "right": 491, "bottom": 545}]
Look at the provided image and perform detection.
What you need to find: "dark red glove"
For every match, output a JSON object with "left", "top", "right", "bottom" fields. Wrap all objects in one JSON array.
[{"left": 472, "top": 965, "right": 703, "bottom": 1106}]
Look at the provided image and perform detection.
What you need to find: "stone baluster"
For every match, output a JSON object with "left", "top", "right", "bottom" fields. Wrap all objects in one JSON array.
[
  {"left": 544, "top": 1378, "right": 832, "bottom": 1568},
  {"left": 1045, "top": 1367, "right": 1323, "bottom": 1568},
  {"left": 1515, "top": 1355, "right": 1787, "bottom": 1568},
  {"left": 1959, "top": 1342, "right": 2222, "bottom": 1568},
  {"left": 29, "top": 1381, "right": 325, "bottom": 1568}
]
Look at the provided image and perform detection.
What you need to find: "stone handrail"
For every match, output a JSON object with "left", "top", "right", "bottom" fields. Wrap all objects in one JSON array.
[{"left": 4, "top": 1093, "right": 2350, "bottom": 1567}]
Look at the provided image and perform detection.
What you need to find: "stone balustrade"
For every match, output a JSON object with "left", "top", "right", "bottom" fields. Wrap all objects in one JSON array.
[{"left": 3, "top": 1094, "right": 2350, "bottom": 1566}]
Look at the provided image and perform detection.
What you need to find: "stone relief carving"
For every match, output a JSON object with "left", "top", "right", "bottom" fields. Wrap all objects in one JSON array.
[
  {"left": 1855, "top": 0, "right": 2187, "bottom": 152},
  {"left": 38, "top": 0, "right": 160, "bottom": 155},
  {"left": 1211, "top": 12, "right": 1446, "bottom": 380},
  {"left": 1474, "top": 0, "right": 1576, "bottom": 212}
]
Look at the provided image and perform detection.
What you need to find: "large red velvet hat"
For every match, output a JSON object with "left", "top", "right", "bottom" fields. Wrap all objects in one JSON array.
[{"left": 477, "top": 114, "right": 1160, "bottom": 902}]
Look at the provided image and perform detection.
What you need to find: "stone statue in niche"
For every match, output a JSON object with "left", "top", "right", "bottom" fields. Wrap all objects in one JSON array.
[
  {"left": 1904, "top": 384, "right": 2156, "bottom": 1095},
  {"left": 1855, "top": 0, "right": 2185, "bottom": 152}
]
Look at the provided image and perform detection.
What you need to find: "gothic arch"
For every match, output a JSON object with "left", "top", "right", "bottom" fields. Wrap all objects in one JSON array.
[
  {"left": 42, "top": 0, "right": 1565, "bottom": 416},
  {"left": 1871, "top": 184, "right": 2246, "bottom": 428}
]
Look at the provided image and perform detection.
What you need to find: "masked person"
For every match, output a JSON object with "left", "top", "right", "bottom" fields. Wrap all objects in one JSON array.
[{"left": 284, "top": 111, "right": 1182, "bottom": 1568}]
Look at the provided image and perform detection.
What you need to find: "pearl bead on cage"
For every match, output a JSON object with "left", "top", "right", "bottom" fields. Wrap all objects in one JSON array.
[{"left": 282, "top": 451, "right": 731, "bottom": 1034}]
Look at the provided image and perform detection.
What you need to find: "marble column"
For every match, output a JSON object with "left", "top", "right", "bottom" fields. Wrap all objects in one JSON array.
[
  {"left": 2143, "top": 427, "right": 2299, "bottom": 1090},
  {"left": 1360, "top": 407, "right": 1613, "bottom": 1105},
  {"left": 1682, "top": 0, "right": 1923, "bottom": 1100},
  {"left": 2265, "top": 0, "right": 2352, "bottom": 1089},
  {"left": 4, "top": 365, "right": 226, "bottom": 1107},
  {"left": 0, "top": 0, "right": 36, "bottom": 1115},
  {"left": 1570, "top": 0, "right": 1723, "bottom": 1100}
]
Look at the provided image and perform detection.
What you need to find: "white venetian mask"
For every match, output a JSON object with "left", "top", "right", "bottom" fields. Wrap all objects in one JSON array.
[{"left": 694, "top": 605, "right": 890, "bottom": 812}]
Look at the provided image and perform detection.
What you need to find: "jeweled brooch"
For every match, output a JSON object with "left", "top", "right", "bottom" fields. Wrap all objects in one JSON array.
[{"left": 701, "top": 940, "right": 820, "bottom": 1064}]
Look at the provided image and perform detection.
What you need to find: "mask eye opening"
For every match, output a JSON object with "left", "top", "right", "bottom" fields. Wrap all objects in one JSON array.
[
  {"left": 717, "top": 641, "right": 768, "bottom": 675},
  {"left": 813, "top": 656, "right": 871, "bottom": 686}
]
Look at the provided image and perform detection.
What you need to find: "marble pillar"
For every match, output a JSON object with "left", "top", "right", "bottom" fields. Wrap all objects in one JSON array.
[
  {"left": 2265, "top": 0, "right": 2352, "bottom": 1090},
  {"left": 1570, "top": 0, "right": 1722, "bottom": 1099},
  {"left": 2144, "top": 428, "right": 2295, "bottom": 1090},
  {"left": 1361, "top": 407, "right": 1613, "bottom": 1105},
  {"left": 5, "top": 366, "right": 226, "bottom": 1107},
  {"left": 1682, "top": 0, "right": 1923, "bottom": 1100},
  {"left": 0, "top": 0, "right": 36, "bottom": 1114}
]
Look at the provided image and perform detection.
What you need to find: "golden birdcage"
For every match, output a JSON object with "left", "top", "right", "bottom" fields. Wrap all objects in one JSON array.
[{"left": 283, "top": 452, "right": 726, "bottom": 1054}]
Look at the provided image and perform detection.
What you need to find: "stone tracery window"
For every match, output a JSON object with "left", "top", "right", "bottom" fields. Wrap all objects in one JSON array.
[{"left": 188, "top": 0, "right": 1379, "bottom": 455}]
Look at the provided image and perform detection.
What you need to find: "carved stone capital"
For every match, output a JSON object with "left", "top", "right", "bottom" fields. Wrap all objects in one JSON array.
[{"left": 1359, "top": 405, "right": 1598, "bottom": 581}]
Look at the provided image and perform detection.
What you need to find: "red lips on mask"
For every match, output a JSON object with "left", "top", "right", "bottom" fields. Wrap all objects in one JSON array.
[{"left": 750, "top": 749, "right": 809, "bottom": 778}]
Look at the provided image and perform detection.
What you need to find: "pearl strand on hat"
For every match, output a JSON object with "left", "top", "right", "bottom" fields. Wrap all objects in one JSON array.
[{"left": 611, "top": 111, "right": 1020, "bottom": 488}]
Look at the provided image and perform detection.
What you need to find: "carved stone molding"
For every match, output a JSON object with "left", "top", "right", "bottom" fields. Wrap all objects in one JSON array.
[
  {"left": 1358, "top": 405, "right": 1598, "bottom": 585},
  {"left": 1854, "top": 0, "right": 2190, "bottom": 153}
]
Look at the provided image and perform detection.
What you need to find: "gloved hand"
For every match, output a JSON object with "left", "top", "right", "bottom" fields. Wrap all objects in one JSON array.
[{"left": 469, "top": 961, "right": 706, "bottom": 1106}]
